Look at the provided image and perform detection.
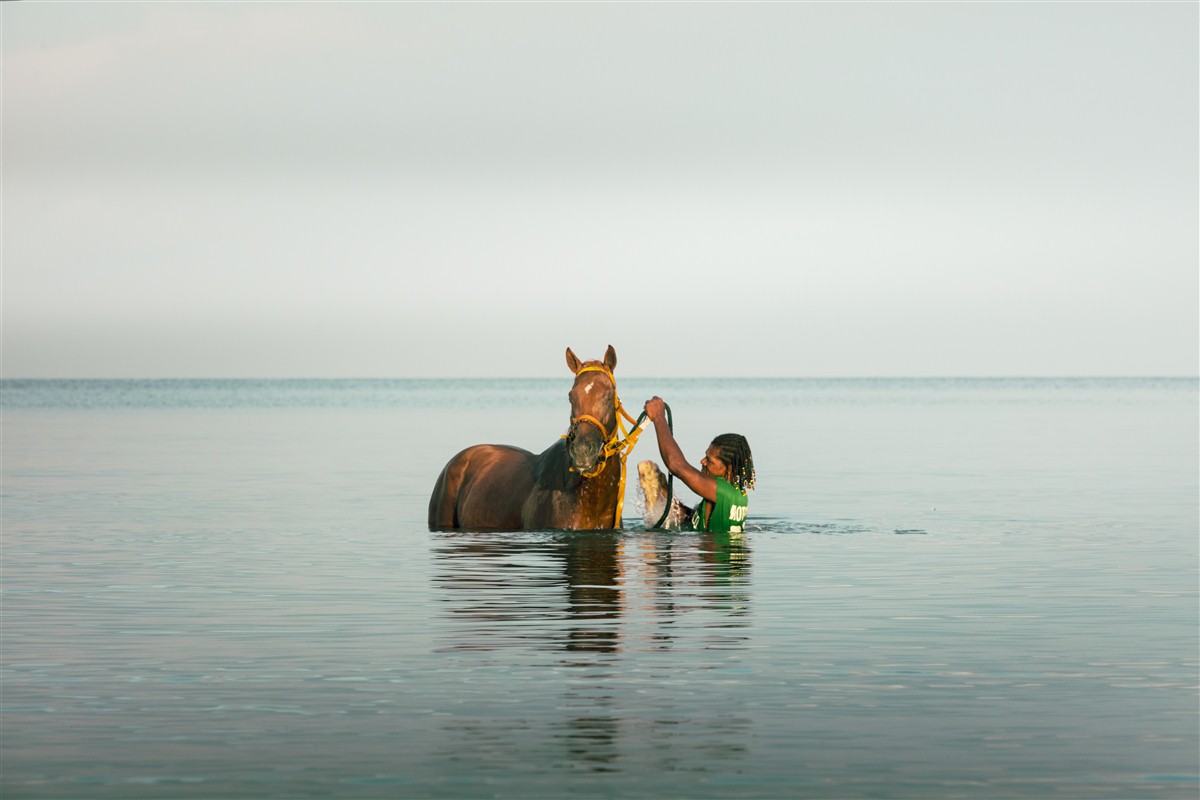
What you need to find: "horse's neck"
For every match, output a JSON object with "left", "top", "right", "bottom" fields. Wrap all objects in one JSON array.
[
  {"left": 533, "top": 439, "right": 579, "bottom": 492},
  {"left": 534, "top": 440, "right": 620, "bottom": 499},
  {"left": 526, "top": 440, "right": 622, "bottom": 528}
]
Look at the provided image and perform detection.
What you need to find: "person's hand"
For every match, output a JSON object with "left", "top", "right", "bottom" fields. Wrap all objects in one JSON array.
[{"left": 644, "top": 396, "right": 667, "bottom": 422}]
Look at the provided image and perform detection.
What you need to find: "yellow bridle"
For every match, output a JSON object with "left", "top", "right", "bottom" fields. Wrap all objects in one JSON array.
[{"left": 562, "top": 364, "right": 647, "bottom": 528}]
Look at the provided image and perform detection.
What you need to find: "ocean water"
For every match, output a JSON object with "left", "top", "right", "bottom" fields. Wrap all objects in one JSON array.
[{"left": 2, "top": 377, "right": 1197, "bottom": 799}]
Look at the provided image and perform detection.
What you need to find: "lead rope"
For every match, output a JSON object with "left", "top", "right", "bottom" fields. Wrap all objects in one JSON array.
[{"left": 648, "top": 402, "right": 674, "bottom": 531}]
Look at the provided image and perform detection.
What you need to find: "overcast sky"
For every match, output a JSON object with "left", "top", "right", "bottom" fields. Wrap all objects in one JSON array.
[{"left": 3, "top": 2, "right": 1196, "bottom": 378}]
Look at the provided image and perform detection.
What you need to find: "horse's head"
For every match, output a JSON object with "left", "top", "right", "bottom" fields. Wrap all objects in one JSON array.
[{"left": 564, "top": 345, "right": 618, "bottom": 475}]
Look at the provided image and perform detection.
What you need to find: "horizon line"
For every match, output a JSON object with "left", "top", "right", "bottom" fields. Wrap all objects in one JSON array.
[{"left": 2, "top": 375, "right": 1197, "bottom": 382}]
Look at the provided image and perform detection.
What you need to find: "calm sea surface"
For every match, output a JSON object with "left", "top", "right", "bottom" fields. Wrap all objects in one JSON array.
[{"left": 3, "top": 378, "right": 1197, "bottom": 799}]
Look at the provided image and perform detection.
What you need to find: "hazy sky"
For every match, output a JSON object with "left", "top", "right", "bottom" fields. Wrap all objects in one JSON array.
[{"left": 4, "top": 2, "right": 1196, "bottom": 378}]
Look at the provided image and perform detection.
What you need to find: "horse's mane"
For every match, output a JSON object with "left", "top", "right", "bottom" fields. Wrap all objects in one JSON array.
[{"left": 532, "top": 438, "right": 577, "bottom": 492}]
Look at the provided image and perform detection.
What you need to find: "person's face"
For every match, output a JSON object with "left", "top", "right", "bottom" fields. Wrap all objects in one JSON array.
[{"left": 701, "top": 446, "right": 728, "bottom": 480}]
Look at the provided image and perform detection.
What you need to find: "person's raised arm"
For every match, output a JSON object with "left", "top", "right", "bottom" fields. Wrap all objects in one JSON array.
[{"left": 644, "top": 396, "right": 717, "bottom": 503}]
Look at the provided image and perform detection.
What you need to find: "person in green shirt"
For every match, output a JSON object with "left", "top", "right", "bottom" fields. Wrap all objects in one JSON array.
[{"left": 642, "top": 396, "right": 755, "bottom": 533}]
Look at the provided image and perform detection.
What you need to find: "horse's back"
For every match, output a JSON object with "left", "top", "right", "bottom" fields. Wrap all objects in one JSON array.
[{"left": 428, "top": 444, "right": 536, "bottom": 531}]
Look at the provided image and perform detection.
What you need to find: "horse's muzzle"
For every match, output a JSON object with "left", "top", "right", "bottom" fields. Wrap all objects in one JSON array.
[{"left": 567, "top": 435, "right": 604, "bottom": 474}]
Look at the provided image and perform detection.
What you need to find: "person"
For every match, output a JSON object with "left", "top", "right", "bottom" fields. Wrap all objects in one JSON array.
[{"left": 642, "top": 396, "right": 755, "bottom": 534}]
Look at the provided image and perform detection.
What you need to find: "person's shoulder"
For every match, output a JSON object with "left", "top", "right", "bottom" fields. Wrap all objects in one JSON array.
[{"left": 715, "top": 476, "right": 746, "bottom": 501}]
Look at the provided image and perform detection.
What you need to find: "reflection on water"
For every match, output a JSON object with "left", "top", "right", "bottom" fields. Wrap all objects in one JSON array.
[
  {"left": 431, "top": 531, "right": 754, "bottom": 775},
  {"left": 432, "top": 531, "right": 752, "bottom": 655}
]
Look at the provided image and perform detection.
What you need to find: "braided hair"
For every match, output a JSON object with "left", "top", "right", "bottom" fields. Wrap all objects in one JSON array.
[{"left": 710, "top": 433, "right": 756, "bottom": 494}]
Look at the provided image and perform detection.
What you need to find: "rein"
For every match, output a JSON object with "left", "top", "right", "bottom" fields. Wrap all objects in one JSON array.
[{"left": 647, "top": 402, "right": 674, "bottom": 531}]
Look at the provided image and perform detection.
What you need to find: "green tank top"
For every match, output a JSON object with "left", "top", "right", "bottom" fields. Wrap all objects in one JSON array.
[{"left": 690, "top": 476, "right": 749, "bottom": 533}]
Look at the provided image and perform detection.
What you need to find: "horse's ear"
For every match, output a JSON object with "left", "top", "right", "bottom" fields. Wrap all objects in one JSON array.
[
  {"left": 604, "top": 345, "right": 617, "bottom": 372},
  {"left": 566, "top": 347, "right": 582, "bottom": 374}
]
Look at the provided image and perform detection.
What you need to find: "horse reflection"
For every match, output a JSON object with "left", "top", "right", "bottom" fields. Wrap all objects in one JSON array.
[
  {"left": 432, "top": 532, "right": 627, "bottom": 766},
  {"left": 432, "top": 533, "right": 625, "bottom": 654},
  {"left": 431, "top": 531, "right": 752, "bottom": 652},
  {"left": 431, "top": 531, "right": 754, "bottom": 772}
]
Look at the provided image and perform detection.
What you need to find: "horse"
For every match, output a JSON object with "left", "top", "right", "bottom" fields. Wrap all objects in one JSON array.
[{"left": 428, "top": 345, "right": 636, "bottom": 531}]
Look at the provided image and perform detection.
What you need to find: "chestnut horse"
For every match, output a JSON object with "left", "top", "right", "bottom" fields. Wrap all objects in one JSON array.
[{"left": 428, "top": 346, "right": 633, "bottom": 531}]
